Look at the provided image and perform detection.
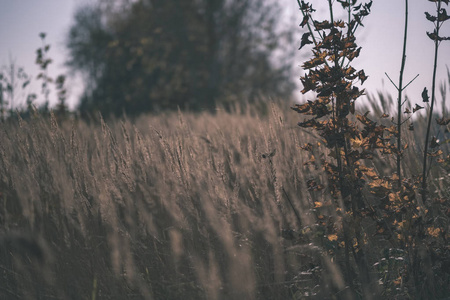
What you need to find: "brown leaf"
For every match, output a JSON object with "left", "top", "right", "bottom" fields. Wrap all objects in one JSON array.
[
  {"left": 327, "top": 234, "right": 338, "bottom": 241},
  {"left": 300, "top": 143, "right": 314, "bottom": 152},
  {"left": 393, "top": 277, "right": 402, "bottom": 286},
  {"left": 353, "top": 3, "right": 362, "bottom": 11},
  {"left": 413, "top": 103, "right": 424, "bottom": 113},
  {"left": 334, "top": 21, "right": 345, "bottom": 28},
  {"left": 313, "top": 20, "right": 332, "bottom": 30},
  {"left": 386, "top": 125, "right": 398, "bottom": 135},
  {"left": 363, "top": 168, "right": 378, "bottom": 179},
  {"left": 422, "top": 87, "right": 430, "bottom": 102},
  {"left": 298, "top": 118, "right": 324, "bottom": 129},
  {"left": 303, "top": 53, "right": 327, "bottom": 69},
  {"left": 300, "top": 74, "right": 317, "bottom": 94},
  {"left": 436, "top": 116, "right": 450, "bottom": 125},
  {"left": 427, "top": 227, "right": 441, "bottom": 238},
  {"left": 337, "top": 0, "right": 350, "bottom": 8},
  {"left": 425, "top": 12, "right": 437, "bottom": 22},
  {"left": 356, "top": 112, "right": 375, "bottom": 126},
  {"left": 300, "top": 15, "right": 309, "bottom": 27},
  {"left": 300, "top": 32, "right": 313, "bottom": 49},
  {"left": 427, "top": 30, "right": 450, "bottom": 41},
  {"left": 438, "top": 9, "right": 450, "bottom": 22},
  {"left": 314, "top": 201, "right": 323, "bottom": 208},
  {"left": 428, "top": 0, "right": 449, "bottom": 4},
  {"left": 291, "top": 103, "right": 311, "bottom": 114},
  {"left": 357, "top": 70, "right": 368, "bottom": 84},
  {"left": 347, "top": 47, "right": 361, "bottom": 61},
  {"left": 369, "top": 179, "right": 392, "bottom": 190},
  {"left": 427, "top": 149, "right": 443, "bottom": 157},
  {"left": 351, "top": 136, "right": 369, "bottom": 148}
]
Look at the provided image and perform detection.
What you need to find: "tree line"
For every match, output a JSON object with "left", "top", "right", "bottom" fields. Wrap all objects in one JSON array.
[{"left": 65, "top": 0, "right": 297, "bottom": 117}]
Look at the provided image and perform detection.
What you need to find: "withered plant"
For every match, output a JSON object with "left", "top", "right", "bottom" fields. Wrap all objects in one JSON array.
[
  {"left": 35, "top": 32, "right": 68, "bottom": 116},
  {"left": 421, "top": 0, "right": 450, "bottom": 200},
  {"left": 383, "top": 0, "right": 420, "bottom": 187},
  {"left": 294, "top": 0, "right": 378, "bottom": 297},
  {"left": 294, "top": 0, "right": 450, "bottom": 298}
]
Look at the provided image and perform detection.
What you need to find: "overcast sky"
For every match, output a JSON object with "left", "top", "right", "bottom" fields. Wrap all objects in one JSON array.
[{"left": 0, "top": 0, "right": 449, "bottom": 112}]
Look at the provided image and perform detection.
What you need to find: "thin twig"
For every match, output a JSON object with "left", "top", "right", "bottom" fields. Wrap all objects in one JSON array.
[
  {"left": 402, "top": 73, "right": 419, "bottom": 91},
  {"left": 282, "top": 187, "right": 302, "bottom": 226},
  {"left": 385, "top": 72, "right": 399, "bottom": 91}
]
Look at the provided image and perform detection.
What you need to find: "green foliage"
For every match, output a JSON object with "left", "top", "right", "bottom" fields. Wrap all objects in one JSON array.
[{"left": 66, "top": 0, "right": 296, "bottom": 117}]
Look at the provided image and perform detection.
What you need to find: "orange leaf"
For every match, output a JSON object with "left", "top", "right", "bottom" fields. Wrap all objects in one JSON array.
[
  {"left": 363, "top": 168, "right": 378, "bottom": 179},
  {"left": 427, "top": 149, "right": 443, "bottom": 157},
  {"left": 427, "top": 227, "right": 441, "bottom": 238},
  {"left": 327, "top": 234, "right": 338, "bottom": 241}
]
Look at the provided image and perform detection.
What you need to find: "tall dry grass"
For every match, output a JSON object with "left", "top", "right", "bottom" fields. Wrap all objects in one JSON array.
[{"left": 0, "top": 100, "right": 449, "bottom": 299}]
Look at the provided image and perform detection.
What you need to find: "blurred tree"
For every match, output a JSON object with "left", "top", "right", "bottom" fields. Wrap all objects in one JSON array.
[{"left": 66, "top": 0, "right": 296, "bottom": 117}]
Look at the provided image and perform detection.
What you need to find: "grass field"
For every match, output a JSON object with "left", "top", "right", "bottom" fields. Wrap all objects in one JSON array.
[{"left": 0, "top": 100, "right": 449, "bottom": 299}]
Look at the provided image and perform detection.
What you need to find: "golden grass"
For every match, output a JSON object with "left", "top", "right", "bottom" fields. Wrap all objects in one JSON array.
[{"left": 0, "top": 101, "right": 449, "bottom": 299}]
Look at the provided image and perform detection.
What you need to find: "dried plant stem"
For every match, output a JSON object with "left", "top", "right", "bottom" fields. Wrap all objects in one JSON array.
[
  {"left": 396, "top": 0, "right": 408, "bottom": 186},
  {"left": 328, "top": 0, "right": 334, "bottom": 24},
  {"left": 384, "top": 0, "right": 412, "bottom": 187},
  {"left": 422, "top": 0, "right": 442, "bottom": 201},
  {"left": 297, "top": 0, "right": 319, "bottom": 47}
]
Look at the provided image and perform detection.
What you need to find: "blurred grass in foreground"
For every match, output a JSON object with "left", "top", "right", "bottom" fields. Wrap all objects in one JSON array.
[{"left": 0, "top": 99, "right": 449, "bottom": 299}]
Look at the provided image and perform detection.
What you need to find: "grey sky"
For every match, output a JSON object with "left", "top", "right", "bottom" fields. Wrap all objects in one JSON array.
[{"left": 0, "top": 0, "right": 449, "bottom": 112}]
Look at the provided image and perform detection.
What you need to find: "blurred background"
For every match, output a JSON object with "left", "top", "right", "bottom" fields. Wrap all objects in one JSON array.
[{"left": 0, "top": 0, "right": 449, "bottom": 117}]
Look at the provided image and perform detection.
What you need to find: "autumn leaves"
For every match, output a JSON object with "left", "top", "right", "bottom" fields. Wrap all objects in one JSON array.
[{"left": 293, "top": 0, "right": 450, "bottom": 297}]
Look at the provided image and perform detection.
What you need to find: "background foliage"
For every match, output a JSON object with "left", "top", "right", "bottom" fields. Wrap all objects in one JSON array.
[{"left": 66, "top": 0, "right": 296, "bottom": 117}]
